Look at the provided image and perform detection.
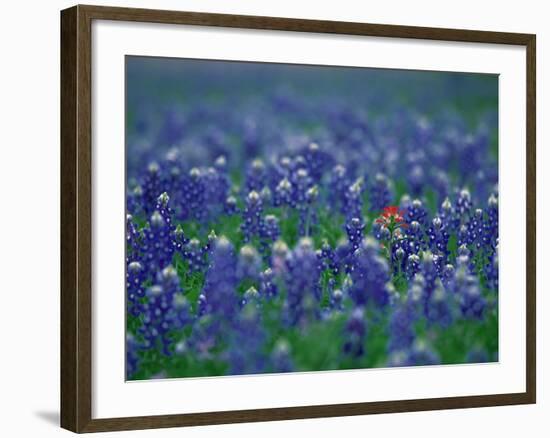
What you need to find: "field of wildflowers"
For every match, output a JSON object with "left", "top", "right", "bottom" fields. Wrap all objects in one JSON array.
[{"left": 125, "top": 57, "right": 499, "bottom": 380}]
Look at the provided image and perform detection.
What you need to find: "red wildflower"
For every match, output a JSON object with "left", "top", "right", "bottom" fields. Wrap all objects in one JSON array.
[{"left": 375, "top": 206, "right": 408, "bottom": 230}]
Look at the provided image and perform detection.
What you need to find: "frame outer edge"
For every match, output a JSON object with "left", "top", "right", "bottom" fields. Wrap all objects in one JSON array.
[
  {"left": 525, "top": 34, "right": 536, "bottom": 403},
  {"left": 60, "top": 4, "right": 537, "bottom": 432},
  {"left": 77, "top": 3, "right": 94, "bottom": 432},
  {"left": 61, "top": 4, "right": 94, "bottom": 433},
  {"left": 77, "top": 4, "right": 534, "bottom": 44},
  {"left": 60, "top": 5, "right": 79, "bottom": 433}
]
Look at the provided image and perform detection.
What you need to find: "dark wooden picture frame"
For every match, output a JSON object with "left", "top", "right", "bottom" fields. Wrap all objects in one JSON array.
[{"left": 61, "top": 4, "right": 536, "bottom": 433}]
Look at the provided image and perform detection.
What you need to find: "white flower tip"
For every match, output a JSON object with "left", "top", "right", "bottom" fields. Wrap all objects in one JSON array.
[
  {"left": 215, "top": 155, "right": 226, "bottom": 167},
  {"left": 247, "top": 190, "right": 260, "bottom": 203},
  {"left": 251, "top": 158, "right": 265, "bottom": 170},
  {"left": 148, "top": 162, "right": 159, "bottom": 173}
]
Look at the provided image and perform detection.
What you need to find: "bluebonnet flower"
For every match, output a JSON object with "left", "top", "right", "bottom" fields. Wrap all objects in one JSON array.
[
  {"left": 303, "top": 142, "right": 331, "bottom": 182},
  {"left": 246, "top": 158, "right": 268, "bottom": 192},
  {"left": 439, "top": 197, "right": 454, "bottom": 231},
  {"left": 419, "top": 251, "right": 439, "bottom": 300},
  {"left": 405, "top": 253, "right": 420, "bottom": 280},
  {"left": 484, "top": 248, "right": 499, "bottom": 291},
  {"left": 162, "top": 148, "right": 182, "bottom": 199},
  {"left": 483, "top": 193, "right": 499, "bottom": 252},
  {"left": 126, "top": 333, "right": 140, "bottom": 379},
  {"left": 372, "top": 221, "right": 391, "bottom": 242},
  {"left": 370, "top": 173, "right": 393, "bottom": 213},
  {"left": 214, "top": 154, "right": 228, "bottom": 172},
  {"left": 375, "top": 206, "right": 418, "bottom": 269},
  {"left": 242, "top": 119, "right": 261, "bottom": 159},
  {"left": 271, "top": 240, "right": 289, "bottom": 277},
  {"left": 141, "top": 162, "right": 163, "bottom": 215},
  {"left": 328, "top": 164, "right": 351, "bottom": 213},
  {"left": 441, "top": 263, "right": 455, "bottom": 287},
  {"left": 202, "top": 166, "right": 230, "bottom": 213},
  {"left": 343, "top": 308, "right": 367, "bottom": 358},
  {"left": 390, "top": 221, "right": 427, "bottom": 276},
  {"left": 200, "top": 236, "right": 239, "bottom": 318},
  {"left": 431, "top": 170, "right": 450, "bottom": 203},
  {"left": 405, "top": 252, "right": 441, "bottom": 320},
  {"left": 204, "top": 229, "right": 218, "bottom": 257},
  {"left": 405, "top": 199, "right": 428, "bottom": 226},
  {"left": 463, "top": 208, "right": 485, "bottom": 250},
  {"left": 320, "top": 241, "right": 340, "bottom": 276},
  {"left": 260, "top": 214, "right": 281, "bottom": 242},
  {"left": 155, "top": 192, "right": 173, "bottom": 226},
  {"left": 345, "top": 217, "right": 365, "bottom": 253},
  {"left": 344, "top": 178, "right": 364, "bottom": 221},
  {"left": 181, "top": 238, "right": 206, "bottom": 273},
  {"left": 157, "top": 108, "right": 186, "bottom": 146},
  {"left": 228, "top": 303, "right": 266, "bottom": 374},
  {"left": 126, "top": 214, "right": 141, "bottom": 259},
  {"left": 456, "top": 133, "right": 489, "bottom": 182},
  {"left": 453, "top": 188, "right": 473, "bottom": 227},
  {"left": 224, "top": 195, "right": 239, "bottom": 215},
  {"left": 388, "top": 301, "right": 416, "bottom": 352},
  {"left": 399, "top": 194, "right": 413, "bottom": 211},
  {"left": 392, "top": 246, "right": 407, "bottom": 274},
  {"left": 237, "top": 245, "right": 261, "bottom": 284},
  {"left": 172, "top": 223, "right": 188, "bottom": 254},
  {"left": 406, "top": 273, "right": 427, "bottom": 312},
  {"left": 241, "top": 191, "right": 263, "bottom": 243},
  {"left": 181, "top": 168, "right": 206, "bottom": 221},
  {"left": 426, "top": 216, "right": 450, "bottom": 260},
  {"left": 388, "top": 339, "right": 440, "bottom": 367},
  {"left": 140, "top": 194, "right": 175, "bottom": 278},
  {"left": 459, "top": 282, "right": 486, "bottom": 319},
  {"left": 126, "top": 261, "right": 146, "bottom": 317},
  {"left": 240, "top": 286, "right": 261, "bottom": 308},
  {"left": 127, "top": 185, "right": 144, "bottom": 216},
  {"left": 466, "top": 348, "right": 490, "bottom": 363},
  {"left": 259, "top": 185, "right": 271, "bottom": 204},
  {"left": 284, "top": 238, "right": 321, "bottom": 326},
  {"left": 348, "top": 237, "right": 390, "bottom": 307},
  {"left": 424, "top": 281, "right": 454, "bottom": 327},
  {"left": 139, "top": 265, "right": 190, "bottom": 355},
  {"left": 449, "top": 263, "right": 486, "bottom": 320},
  {"left": 335, "top": 237, "right": 353, "bottom": 273},
  {"left": 299, "top": 184, "right": 319, "bottom": 236},
  {"left": 408, "top": 341, "right": 441, "bottom": 365},
  {"left": 457, "top": 223, "right": 469, "bottom": 248},
  {"left": 268, "top": 156, "right": 291, "bottom": 189},
  {"left": 455, "top": 244, "right": 477, "bottom": 275},
  {"left": 259, "top": 268, "right": 278, "bottom": 298},
  {"left": 407, "top": 163, "right": 426, "bottom": 197},
  {"left": 330, "top": 288, "right": 344, "bottom": 311},
  {"left": 270, "top": 339, "right": 294, "bottom": 373},
  {"left": 290, "top": 168, "right": 312, "bottom": 209},
  {"left": 259, "top": 214, "right": 280, "bottom": 258},
  {"left": 405, "top": 220, "right": 424, "bottom": 253},
  {"left": 274, "top": 177, "right": 293, "bottom": 208}
]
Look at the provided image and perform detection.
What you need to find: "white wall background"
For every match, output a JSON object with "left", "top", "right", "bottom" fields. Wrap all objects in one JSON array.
[{"left": 0, "top": 0, "right": 546, "bottom": 436}]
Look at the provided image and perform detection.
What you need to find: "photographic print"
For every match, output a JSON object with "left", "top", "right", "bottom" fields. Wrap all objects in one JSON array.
[{"left": 125, "top": 56, "right": 499, "bottom": 380}]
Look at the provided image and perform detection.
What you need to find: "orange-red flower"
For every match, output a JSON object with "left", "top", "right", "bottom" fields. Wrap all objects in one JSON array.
[{"left": 375, "top": 206, "right": 408, "bottom": 230}]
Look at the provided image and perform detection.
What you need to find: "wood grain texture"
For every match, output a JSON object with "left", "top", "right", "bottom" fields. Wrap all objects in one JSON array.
[
  {"left": 79, "top": 4, "right": 534, "bottom": 44},
  {"left": 60, "top": 5, "right": 78, "bottom": 432},
  {"left": 60, "top": 4, "right": 537, "bottom": 433}
]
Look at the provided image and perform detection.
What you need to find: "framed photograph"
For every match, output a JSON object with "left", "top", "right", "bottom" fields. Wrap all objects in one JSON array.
[{"left": 60, "top": 4, "right": 536, "bottom": 433}]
